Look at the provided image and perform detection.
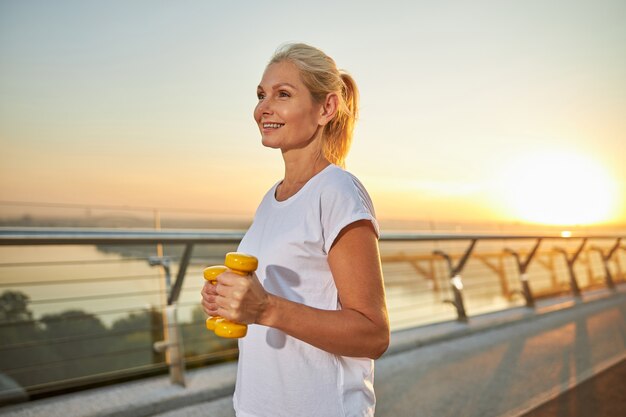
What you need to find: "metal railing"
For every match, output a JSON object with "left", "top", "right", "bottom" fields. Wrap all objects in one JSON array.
[{"left": 0, "top": 227, "right": 624, "bottom": 404}]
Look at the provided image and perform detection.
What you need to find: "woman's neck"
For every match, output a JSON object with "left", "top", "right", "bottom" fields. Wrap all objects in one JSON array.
[{"left": 276, "top": 151, "right": 330, "bottom": 201}]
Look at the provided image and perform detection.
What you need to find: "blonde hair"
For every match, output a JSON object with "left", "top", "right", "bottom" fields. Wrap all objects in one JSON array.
[{"left": 269, "top": 43, "right": 359, "bottom": 168}]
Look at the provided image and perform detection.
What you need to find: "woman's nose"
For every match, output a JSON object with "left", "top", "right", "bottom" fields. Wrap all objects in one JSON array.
[{"left": 258, "top": 98, "right": 272, "bottom": 114}]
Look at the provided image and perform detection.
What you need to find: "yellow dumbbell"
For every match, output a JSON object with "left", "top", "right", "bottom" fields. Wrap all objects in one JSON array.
[{"left": 202, "top": 252, "right": 258, "bottom": 338}]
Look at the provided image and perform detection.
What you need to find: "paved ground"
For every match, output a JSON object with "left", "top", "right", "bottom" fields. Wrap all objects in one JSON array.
[
  {"left": 521, "top": 359, "right": 626, "bottom": 417},
  {"left": 366, "top": 294, "right": 626, "bottom": 417},
  {"left": 2, "top": 290, "right": 625, "bottom": 417}
]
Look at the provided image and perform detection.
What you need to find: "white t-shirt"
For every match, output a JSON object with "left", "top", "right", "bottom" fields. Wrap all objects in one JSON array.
[{"left": 234, "top": 164, "right": 380, "bottom": 417}]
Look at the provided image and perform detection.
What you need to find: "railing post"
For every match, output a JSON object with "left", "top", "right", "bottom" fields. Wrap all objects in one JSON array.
[
  {"left": 168, "top": 244, "right": 194, "bottom": 305},
  {"left": 590, "top": 238, "right": 621, "bottom": 290},
  {"left": 554, "top": 238, "right": 587, "bottom": 297},
  {"left": 433, "top": 239, "right": 476, "bottom": 322},
  {"left": 505, "top": 238, "right": 541, "bottom": 308},
  {"left": 154, "top": 305, "right": 186, "bottom": 386},
  {"left": 148, "top": 247, "right": 194, "bottom": 387},
  {"left": 619, "top": 244, "right": 626, "bottom": 281}
]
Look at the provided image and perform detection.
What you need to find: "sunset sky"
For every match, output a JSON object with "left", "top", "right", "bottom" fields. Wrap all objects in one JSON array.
[{"left": 1, "top": 0, "right": 625, "bottom": 227}]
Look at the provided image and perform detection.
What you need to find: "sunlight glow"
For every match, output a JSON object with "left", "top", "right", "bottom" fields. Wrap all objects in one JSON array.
[{"left": 501, "top": 150, "right": 617, "bottom": 226}]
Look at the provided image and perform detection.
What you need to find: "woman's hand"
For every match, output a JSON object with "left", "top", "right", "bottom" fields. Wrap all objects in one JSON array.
[
  {"left": 214, "top": 270, "right": 270, "bottom": 324},
  {"left": 200, "top": 281, "right": 219, "bottom": 317}
]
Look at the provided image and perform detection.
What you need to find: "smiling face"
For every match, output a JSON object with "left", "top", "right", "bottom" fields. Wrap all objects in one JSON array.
[{"left": 254, "top": 61, "right": 324, "bottom": 153}]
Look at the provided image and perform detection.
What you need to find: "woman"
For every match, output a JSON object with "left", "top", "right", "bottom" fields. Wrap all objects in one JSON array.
[{"left": 201, "top": 43, "right": 389, "bottom": 417}]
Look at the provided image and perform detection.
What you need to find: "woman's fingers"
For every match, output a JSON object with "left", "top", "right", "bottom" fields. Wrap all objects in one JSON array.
[
  {"left": 214, "top": 271, "right": 267, "bottom": 324},
  {"left": 214, "top": 272, "right": 246, "bottom": 320},
  {"left": 201, "top": 281, "right": 219, "bottom": 315},
  {"left": 200, "top": 271, "right": 247, "bottom": 317}
]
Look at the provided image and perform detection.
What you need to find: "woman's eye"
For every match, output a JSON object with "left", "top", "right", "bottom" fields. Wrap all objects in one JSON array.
[
  {"left": 278, "top": 91, "right": 290, "bottom": 98},
  {"left": 257, "top": 92, "right": 265, "bottom": 100}
]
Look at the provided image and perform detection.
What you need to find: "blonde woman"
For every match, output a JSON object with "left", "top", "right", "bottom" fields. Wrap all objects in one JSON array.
[{"left": 202, "top": 43, "right": 389, "bottom": 417}]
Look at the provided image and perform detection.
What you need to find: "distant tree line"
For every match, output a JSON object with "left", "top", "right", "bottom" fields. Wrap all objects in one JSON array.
[{"left": 0, "top": 290, "right": 236, "bottom": 403}]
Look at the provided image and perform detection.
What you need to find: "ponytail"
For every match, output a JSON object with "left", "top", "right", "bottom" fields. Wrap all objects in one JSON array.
[{"left": 322, "top": 72, "right": 359, "bottom": 168}]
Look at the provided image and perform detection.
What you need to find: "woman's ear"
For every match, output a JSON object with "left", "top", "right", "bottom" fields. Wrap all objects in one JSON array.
[{"left": 318, "top": 93, "right": 339, "bottom": 126}]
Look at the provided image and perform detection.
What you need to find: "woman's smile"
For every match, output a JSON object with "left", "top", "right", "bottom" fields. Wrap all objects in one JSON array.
[{"left": 262, "top": 122, "right": 285, "bottom": 129}]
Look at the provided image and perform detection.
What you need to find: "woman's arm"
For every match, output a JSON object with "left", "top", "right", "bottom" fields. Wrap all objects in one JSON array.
[{"left": 203, "top": 219, "right": 389, "bottom": 359}]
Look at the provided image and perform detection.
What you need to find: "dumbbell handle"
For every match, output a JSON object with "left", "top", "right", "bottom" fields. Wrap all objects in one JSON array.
[{"left": 202, "top": 252, "right": 258, "bottom": 338}]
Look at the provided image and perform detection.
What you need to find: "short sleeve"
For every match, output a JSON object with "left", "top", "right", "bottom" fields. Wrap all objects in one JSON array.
[{"left": 321, "top": 170, "right": 379, "bottom": 254}]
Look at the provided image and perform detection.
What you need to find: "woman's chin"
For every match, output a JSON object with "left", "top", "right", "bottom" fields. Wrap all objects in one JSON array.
[{"left": 261, "top": 137, "right": 281, "bottom": 149}]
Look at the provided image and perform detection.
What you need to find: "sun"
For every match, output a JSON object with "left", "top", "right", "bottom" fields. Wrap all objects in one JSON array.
[{"left": 499, "top": 150, "right": 617, "bottom": 226}]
